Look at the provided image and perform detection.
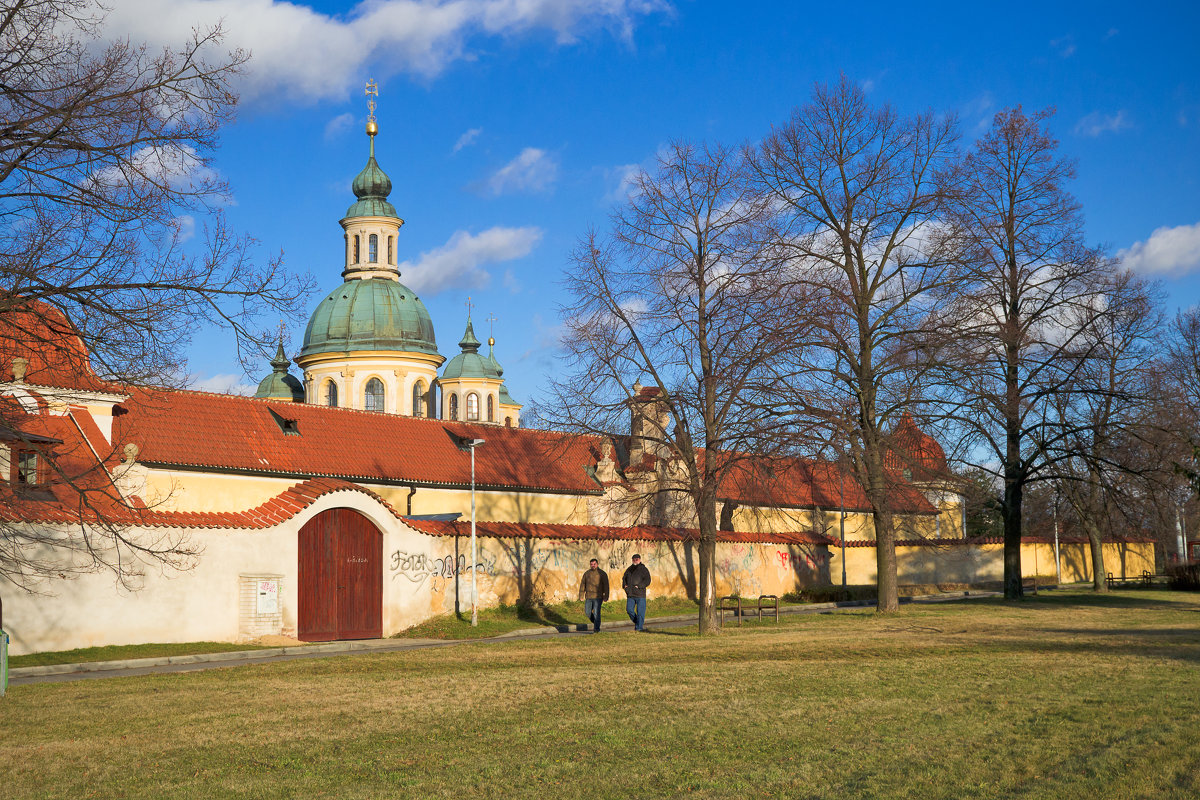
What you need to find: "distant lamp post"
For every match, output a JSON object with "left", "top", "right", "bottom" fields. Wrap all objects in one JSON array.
[
  {"left": 839, "top": 461, "right": 847, "bottom": 588},
  {"left": 459, "top": 437, "right": 486, "bottom": 626}
]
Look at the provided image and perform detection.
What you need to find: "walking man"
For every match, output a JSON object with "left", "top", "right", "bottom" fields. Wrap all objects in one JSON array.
[
  {"left": 622, "top": 554, "right": 652, "bottom": 632},
  {"left": 578, "top": 558, "right": 610, "bottom": 633}
]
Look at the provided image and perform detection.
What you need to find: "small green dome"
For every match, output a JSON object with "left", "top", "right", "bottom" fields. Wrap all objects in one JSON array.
[
  {"left": 345, "top": 146, "right": 398, "bottom": 218},
  {"left": 301, "top": 278, "right": 439, "bottom": 357},
  {"left": 499, "top": 384, "right": 518, "bottom": 406},
  {"left": 442, "top": 318, "right": 500, "bottom": 380},
  {"left": 255, "top": 341, "right": 304, "bottom": 401}
]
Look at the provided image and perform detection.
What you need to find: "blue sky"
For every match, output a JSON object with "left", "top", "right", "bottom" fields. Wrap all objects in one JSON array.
[{"left": 102, "top": 1, "right": 1200, "bottom": 404}]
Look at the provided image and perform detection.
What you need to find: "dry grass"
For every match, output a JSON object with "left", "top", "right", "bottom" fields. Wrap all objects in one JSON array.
[{"left": 2, "top": 589, "right": 1198, "bottom": 799}]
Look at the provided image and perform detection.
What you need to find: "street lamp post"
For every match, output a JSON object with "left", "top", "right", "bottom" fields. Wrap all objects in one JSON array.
[
  {"left": 460, "top": 437, "right": 486, "bottom": 626},
  {"left": 839, "top": 465, "right": 846, "bottom": 588}
]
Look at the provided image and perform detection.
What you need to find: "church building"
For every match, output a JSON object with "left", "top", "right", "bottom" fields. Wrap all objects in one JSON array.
[{"left": 0, "top": 109, "right": 1149, "bottom": 658}]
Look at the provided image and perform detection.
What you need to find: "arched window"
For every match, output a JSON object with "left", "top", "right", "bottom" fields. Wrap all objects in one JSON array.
[
  {"left": 325, "top": 380, "right": 338, "bottom": 407},
  {"left": 364, "top": 377, "right": 384, "bottom": 412},
  {"left": 487, "top": 395, "right": 494, "bottom": 422},
  {"left": 388, "top": 236, "right": 394, "bottom": 265},
  {"left": 466, "top": 392, "right": 480, "bottom": 421},
  {"left": 353, "top": 235, "right": 360, "bottom": 264},
  {"left": 449, "top": 393, "right": 459, "bottom": 420},
  {"left": 368, "top": 233, "right": 378, "bottom": 263},
  {"left": 412, "top": 382, "right": 425, "bottom": 417},
  {"left": 504, "top": 416, "right": 512, "bottom": 427}
]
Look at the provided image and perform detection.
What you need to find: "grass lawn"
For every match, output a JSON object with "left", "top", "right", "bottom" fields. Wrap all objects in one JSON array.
[
  {"left": 7, "top": 641, "right": 275, "bottom": 669},
  {"left": 393, "top": 596, "right": 710, "bottom": 638},
  {"left": 2, "top": 589, "right": 1198, "bottom": 799}
]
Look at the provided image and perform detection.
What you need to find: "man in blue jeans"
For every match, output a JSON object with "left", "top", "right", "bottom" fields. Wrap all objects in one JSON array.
[
  {"left": 622, "top": 554, "right": 652, "bottom": 631},
  {"left": 578, "top": 558, "right": 610, "bottom": 633}
]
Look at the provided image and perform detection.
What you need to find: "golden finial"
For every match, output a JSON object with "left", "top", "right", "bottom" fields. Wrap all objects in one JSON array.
[
  {"left": 365, "top": 79, "right": 379, "bottom": 137},
  {"left": 486, "top": 313, "right": 498, "bottom": 346}
]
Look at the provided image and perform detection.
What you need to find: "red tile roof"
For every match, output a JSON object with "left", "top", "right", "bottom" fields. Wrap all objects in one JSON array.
[
  {"left": 402, "top": 518, "right": 837, "bottom": 546},
  {"left": 114, "top": 388, "right": 608, "bottom": 494},
  {"left": 886, "top": 413, "right": 951, "bottom": 480},
  {"left": 0, "top": 301, "right": 119, "bottom": 393}
]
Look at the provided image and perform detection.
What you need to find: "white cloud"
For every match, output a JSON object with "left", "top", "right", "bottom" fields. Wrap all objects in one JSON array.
[
  {"left": 503, "top": 268, "right": 521, "bottom": 292},
  {"left": 1050, "top": 34, "right": 1076, "bottom": 57},
  {"left": 452, "top": 127, "right": 483, "bottom": 154},
  {"left": 173, "top": 215, "right": 196, "bottom": 244},
  {"left": 604, "top": 162, "right": 642, "bottom": 202},
  {"left": 191, "top": 373, "right": 256, "bottom": 395},
  {"left": 1118, "top": 222, "right": 1200, "bottom": 277},
  {"left": 324, "top": 112, "right": 356, "bottom": 141},
  {"left": 100, "top": 1, "right": 670, "bottom": 107},
  {"left": 482, "top": 147, "right": 558, "bottom": 195},
  {"left": 1074, "top": 110, "right": 1131, "bottom": 137},
  {"left": 399, "top": 226, "right": 543, "bottom": 293}
]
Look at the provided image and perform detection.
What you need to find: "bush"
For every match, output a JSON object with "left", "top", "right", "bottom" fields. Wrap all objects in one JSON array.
[{"left": 1166, "top": 562, "right": 1200, "bottom": 590}]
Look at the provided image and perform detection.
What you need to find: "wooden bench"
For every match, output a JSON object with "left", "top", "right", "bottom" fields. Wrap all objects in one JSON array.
[
  {"left": 719, "top": 595, "right": 779, "bottom": 627},
  {"left": 1106, "top": 570, "right": 1154, "bottom": 590}
]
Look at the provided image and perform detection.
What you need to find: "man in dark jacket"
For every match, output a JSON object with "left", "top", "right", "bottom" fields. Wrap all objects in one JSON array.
[
  {"left": 622, "top": 554, "right": 652, "bottom": 632},
  {"left": 578, "top": 558, "right": 610, "bottom": 633}
]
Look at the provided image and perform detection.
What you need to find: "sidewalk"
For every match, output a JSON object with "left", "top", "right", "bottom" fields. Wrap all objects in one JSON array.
[{"left": 9, "top": 590, "right": 999, "bottom": 685}]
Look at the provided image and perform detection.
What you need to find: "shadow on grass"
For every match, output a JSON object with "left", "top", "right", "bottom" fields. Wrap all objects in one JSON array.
[{"left": 966, "top": 590, "right": 1198, "bottom": 612}]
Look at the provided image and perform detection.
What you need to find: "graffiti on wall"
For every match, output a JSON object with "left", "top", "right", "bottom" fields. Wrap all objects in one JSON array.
[{"left": 390, "top": 550, "right": 497, "bottom": 585}]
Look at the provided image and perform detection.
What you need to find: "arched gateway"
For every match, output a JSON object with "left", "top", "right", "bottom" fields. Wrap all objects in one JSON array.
[{"left": 298, "top": 508, "right": 383, "bottom": 641}]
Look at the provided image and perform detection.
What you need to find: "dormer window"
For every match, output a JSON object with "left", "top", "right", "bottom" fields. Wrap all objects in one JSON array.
[
  {"left": 369, "top": 234, "right": 378, "bottom": 263},
  {"left": 15, "top": 450, "right": 40, "bottom": 485}
]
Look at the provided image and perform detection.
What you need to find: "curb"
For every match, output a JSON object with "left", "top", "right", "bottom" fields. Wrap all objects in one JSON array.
[{"left": 9, "top": 589, "right": 1007, "bottom": 680}]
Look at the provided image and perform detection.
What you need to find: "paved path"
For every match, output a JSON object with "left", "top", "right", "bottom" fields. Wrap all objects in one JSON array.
[{"left": 8, "top": 591, "right": 999, "bottom": 687}]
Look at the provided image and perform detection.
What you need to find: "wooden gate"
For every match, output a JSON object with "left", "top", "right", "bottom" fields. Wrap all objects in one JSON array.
[{"left": 298, "top": 508, "right": 382, "bottom": 641}]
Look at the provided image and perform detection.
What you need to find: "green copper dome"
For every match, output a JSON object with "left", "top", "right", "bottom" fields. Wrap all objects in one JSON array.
[
  {"left": 301, "top": 278, "right": 439, "bottom": 357},
  {"left": 345, "top": 136, "right": 398, "bottom": 219},
  {"left": 255, "top": 341, "right": 304, "bottom": 401},
  {"left": 441, "top": 318, "right": 500, "bottom": 380}
]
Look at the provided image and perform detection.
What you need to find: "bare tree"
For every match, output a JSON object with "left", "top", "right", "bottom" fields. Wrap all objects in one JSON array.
[
  {"left": 0, "top": 0, "right": 312, "bottom": 590},
  {"left": 1, "top": 0, "right": 313, "bottom": 383},
  {"left": 748, "top": 78, "right": 960, "bottom": 612},
  {"left": 939, "top": 106, "right": 1107, "bottom": 599},
  {"left": 546, "top": 141, "right": 811, "bottom": 634},
  {"left": 1051, "top": 270, "right": 1163, "bottom": 589}
]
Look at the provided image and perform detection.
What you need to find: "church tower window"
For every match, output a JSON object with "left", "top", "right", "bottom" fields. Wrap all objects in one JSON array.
[
  {"left": 369, "top": 234, "right": 378, "bottom": 263},
  {"left": 325, "top": 380, "right": 338, "bottom": 407},
  {"left": 388, "top": 236, "right": 394, "bottom": 264},
  {"left": 449, "top": 393, "right": 459, "bottom": 420},
  {"left": 412, "top": 381, "right": 425, "bottom": 417},
  {"left": 364, "top": 377, "right": 385, "bottom": 412},
  {"left": 466, "top": 392, "right": 480, "bottom": 421},
  {"left": 353, "top": 235, "right": 360, "bottom": 264},
  {"left": 487, "top": 395, "right": 494, "bottom": 422}
]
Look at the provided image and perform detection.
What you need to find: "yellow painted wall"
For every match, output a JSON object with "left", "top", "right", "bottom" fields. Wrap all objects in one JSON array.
[{"left": 1022, "top": 542, "right": 1155, "bottom": 583}]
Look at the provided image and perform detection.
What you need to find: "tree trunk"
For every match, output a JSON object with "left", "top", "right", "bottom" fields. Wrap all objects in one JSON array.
[
  {"left": 697, "top": 535, "right": 719, "bottom": 634},
  {"left": 696, "top": 489, "right": 720, "bottom": 635},
  {"left": 862, "top": 446, "right": 899, "bottom": 612},
  {"left": 1081, "top": 518, "right": 1108, "bottom": 592},
  {"left": 1002, "top": 475, "right": 1024, "bottom": 599}
]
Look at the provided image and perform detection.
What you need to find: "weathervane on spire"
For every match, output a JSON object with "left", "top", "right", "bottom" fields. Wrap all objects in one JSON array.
[
  {"left": 365, "top": 79, "right": 379, "bottom": 137},
  {"left": 465, "top": 296, "right": 474, "bottom": 319}
]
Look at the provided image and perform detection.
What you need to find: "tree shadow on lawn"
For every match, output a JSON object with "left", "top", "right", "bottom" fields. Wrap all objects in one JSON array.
[
  {"left": 1008, "top": 629, "right": 1200, "bottom": 665},
  {"left": 970, "top": 592, "right": 1200, "bottom": 612}
]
